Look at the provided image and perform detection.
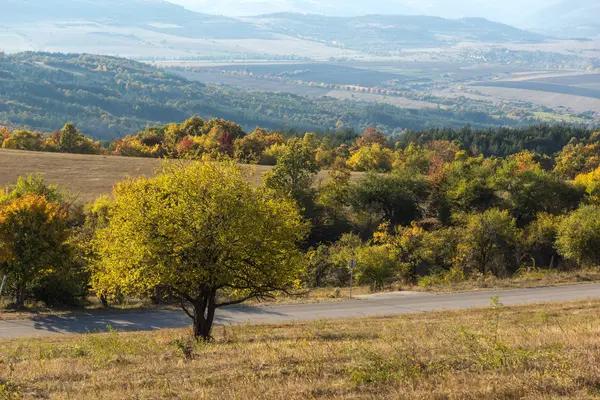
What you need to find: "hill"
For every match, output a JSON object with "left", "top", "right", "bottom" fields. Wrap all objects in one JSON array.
[
  {"left": 0, "top": 0, "right": 265, "bottom": 39},
  {"left": 0, "top": 52, "right": 525, "bottom": 139},
  {"left": 196, "top": 0, "right": 416, "bottom": 17},
  {"left": 528, "top": 0, "right": 600, "bottom": 39},
  {"left": 246, "top": 13, "right": 546, "bottom": 53},
  {"left": 0, "top": 0, "right": 546, "bottom": 58}
]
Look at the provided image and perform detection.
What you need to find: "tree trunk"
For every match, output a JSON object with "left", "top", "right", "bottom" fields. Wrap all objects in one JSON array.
[
  {"left": 99, "top": 294, "right": 109, "bottom": 308},
  {"left": 14, "top": 283, "right": 26, "bottom": 308},
  {"left": 191, "top": 288, "right": 217, "bottom": 341}
]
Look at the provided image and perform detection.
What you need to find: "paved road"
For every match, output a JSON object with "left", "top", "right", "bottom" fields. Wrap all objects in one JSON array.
[{"left": 2, "top": 283, "right": 600, "bottom": 339}]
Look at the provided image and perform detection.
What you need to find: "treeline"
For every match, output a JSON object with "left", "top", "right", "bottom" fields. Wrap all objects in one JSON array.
[
  {"left": 2, "top": 119, "right": 600, "bottom": 177},
  {"left": 0, "top": 52, "right": 530, "bottom": 139},
  {"left": 397, "top": 125, "right": 595, "bottom": 158}
]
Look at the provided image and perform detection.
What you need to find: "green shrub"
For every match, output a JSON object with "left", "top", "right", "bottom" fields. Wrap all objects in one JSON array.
[
  {"left": 31, "top": 271, "right": 88, "bottom": 307},
  {"left": 556, "top": 204, "right": 600, "bottom": 267}
]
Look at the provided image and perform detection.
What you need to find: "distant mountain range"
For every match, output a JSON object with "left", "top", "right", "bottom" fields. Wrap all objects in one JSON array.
[
  {"left": 246, "top": 13, "right": 546, "bottom": 48},
  {"left": 526, "top": 0, "right": 600, "bottom": 39},
  {"left": 0, "top": 0, "right": 549, "bottom": 59},
  {"left": 188, "top": 0, "right": 416, "bottom": 18},
  {"left": 179, "top": 0, "right": 600, "bottom": 39}
]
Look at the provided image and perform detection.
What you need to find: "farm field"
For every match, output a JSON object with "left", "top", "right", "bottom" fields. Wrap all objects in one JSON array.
[
  {"left": 324, "top": 90, "right": 445, "bottom": 110},
  {"left": 164, "top": 59, "right": 600, "bottom": 125},
  {"left": 0, "top": 149, "right": 359, "bottom": 204},
  {"left": 501, "top": 39, "right": 600, "bottom": 58},
  {"left": 466, "top": 86, "right": 600, "bottom": 114},
  {"left": 174, "top": 63, "right": 416, "bottom": 87},
  {"left": 474, "top": 81, "right": 600, "bottom": 99},
  {"left": 2, "top": 298, "right": 600, "bottom": 399},
  {"left": 530, "top": 73, "right": 600, "bottom": 86}
]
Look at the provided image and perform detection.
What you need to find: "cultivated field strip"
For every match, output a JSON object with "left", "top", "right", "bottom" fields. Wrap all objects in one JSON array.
[{"left": 0, "top": 149, "right": 356, "bottom": 203}]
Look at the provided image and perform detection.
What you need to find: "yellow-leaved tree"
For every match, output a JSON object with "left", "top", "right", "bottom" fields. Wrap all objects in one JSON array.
[
  {"left": 0, "top": 193, "right": 70, "bottom": 307},
  {"left": 91, "top": 160, "right": 308, "bottom": 340}
]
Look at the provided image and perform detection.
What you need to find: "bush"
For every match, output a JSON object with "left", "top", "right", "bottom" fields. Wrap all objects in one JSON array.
[
  {"left": 520, "top": 213, "right": 563, "bottom": 269},
  {"left": 31, "top": 270, "right": 89, "bottom": 307},
  {"left": 556, "top": 205, "right": 600, "bottom": 267},
  {"left": 348, "top": 170, "right": 429, "bottom": 229},
  {"left": 356, "top": 245, "right": 408, "bottom": 290},
  {"left": 456, "top": 209, "right": 519, "bottom": 277}
]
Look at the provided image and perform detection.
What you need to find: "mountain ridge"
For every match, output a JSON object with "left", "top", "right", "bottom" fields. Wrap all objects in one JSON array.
[{"left": 0, "top": 0, "right": 548, "bottom": 58}]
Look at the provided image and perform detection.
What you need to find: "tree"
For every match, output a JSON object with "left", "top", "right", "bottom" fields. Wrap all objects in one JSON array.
[
  {"left": 1, "top": 130, "right": 43, "bottom": 151},
  {"left": 347, "top": 144, "right": 395, "bottom": 172},
  {"left": 92, "top": 160, "right": 308, "bottom": 340},
  {"left": 435, "top": 154, "right": 498, "bottom": 219},
  {"left": 575, "top": 166, "right": 600, "bottom": 204},
  {"left": 0, "top": 126, "right": 9, "bottom": 147},
  {"left": 493, "top": 151, "right": 582, "bottom": 225},
  {"left": 520, "top": 213, "right": 562, "bottom": 269},
  {"left": 355, "top": 127, "right": 389, "bottom": 148},
  {"left": 456, "top": 208, "right": 519, "bottom": 277},
  {"left": 306, "top": 245, "right": 334, "bottom": 287},
  {"left": 264, "top": 138, "right": 319, "bottom": 211},
  {"left": 494, "top": 167, "right": 582, "bottom": 225},
  {"left": 556, "top": 205, "right": 600, "bottom": 268},
  {"left": 393, "top": 143, "right": 432, "bottom": 174},
  {"left": 355, "top": 244, "right": 401, "bottom": 290},
  {"left": 57, "top": 123, "right": 83, "bottom": 153},
  {"left": 348, "top": 169, "right": 429, "bottom": 230},
  {"left": 554, "top": 136, "right": 600, "bottom": 179},
  {"left": 371, "top": 222, "right": 427, "bottom": 284},
  {"left": 0, "top": 175, "right": 83, "bottom": 307},
  {"left": 0, "top": 194, "right": 70, "bottom": 307},
  {"left": 5, "top": 174, "right": 64, "bottom": 203}
]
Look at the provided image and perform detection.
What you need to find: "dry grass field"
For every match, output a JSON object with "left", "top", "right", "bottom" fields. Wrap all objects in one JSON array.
[
  {"left": 0, "top": 149, "right": 356, "bottom": 204},
  {"left": 466, "top": 86, "right": 600, "bottom": 114},
  {"left": 2, "top": 299, "right": 600, "bottom": 399}
]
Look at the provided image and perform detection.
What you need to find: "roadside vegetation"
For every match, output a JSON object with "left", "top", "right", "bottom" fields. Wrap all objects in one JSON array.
[
  {"left": 3, "top": 299, "right": 600, "bottom": 399},
  {"left": 3, "top": 118, "right": 600, "bottom": 338}
]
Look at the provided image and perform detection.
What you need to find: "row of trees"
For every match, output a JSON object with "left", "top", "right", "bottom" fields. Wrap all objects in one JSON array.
[
  {"left": 3, "top": 119, "right": 600, "bottom": 179},
  {"left": 1, "top": 124, "right": 104, "bottom": 154}
]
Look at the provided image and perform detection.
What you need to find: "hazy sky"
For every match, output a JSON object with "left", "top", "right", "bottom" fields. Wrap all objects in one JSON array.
[{"left": 168, "top": 0, "right": 553, "bottom": 25}]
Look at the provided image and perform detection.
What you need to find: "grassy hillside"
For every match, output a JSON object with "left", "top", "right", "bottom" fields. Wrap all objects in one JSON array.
[
  {"left": 0, "top": 149, "right": 361, "bottom": 203},
  {"left": 0, "top": 52, "right": 525, "bottom": 139},
  {"left": 2, "top": 299, "right": 600, "bottom": 398}
]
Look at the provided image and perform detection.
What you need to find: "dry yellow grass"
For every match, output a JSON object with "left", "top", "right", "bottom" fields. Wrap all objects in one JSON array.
[
  {"left": 2, "top": 299, "right": 600, "bottom": 399},
  {"left": 412, "top": 268, "right": 600, "bottom": 293},
  {"left": 0, "top": 149, "right": 359, "bottom": 204}
]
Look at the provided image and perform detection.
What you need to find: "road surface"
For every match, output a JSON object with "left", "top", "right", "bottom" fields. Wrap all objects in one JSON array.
[{"left": 2, "top": 283, "right": 600, "bottom": 339}]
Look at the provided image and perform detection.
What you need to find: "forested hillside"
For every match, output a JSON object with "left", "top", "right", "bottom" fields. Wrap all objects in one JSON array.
[{"left": 0, "top": 52, "right": 527, "bottom": 139}]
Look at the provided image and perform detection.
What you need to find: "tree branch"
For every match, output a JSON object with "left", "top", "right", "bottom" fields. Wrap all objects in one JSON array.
[
  {"left": 215, "top": 293, "right": 260, "bottom": 308},
  {"left": 180, "top": 298, "right": 194, "bottom": 320}
]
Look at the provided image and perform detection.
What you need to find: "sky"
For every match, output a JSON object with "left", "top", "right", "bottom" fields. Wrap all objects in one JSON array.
[{"left": 167, "top": 0, "right": 553, "bottom": 26}]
